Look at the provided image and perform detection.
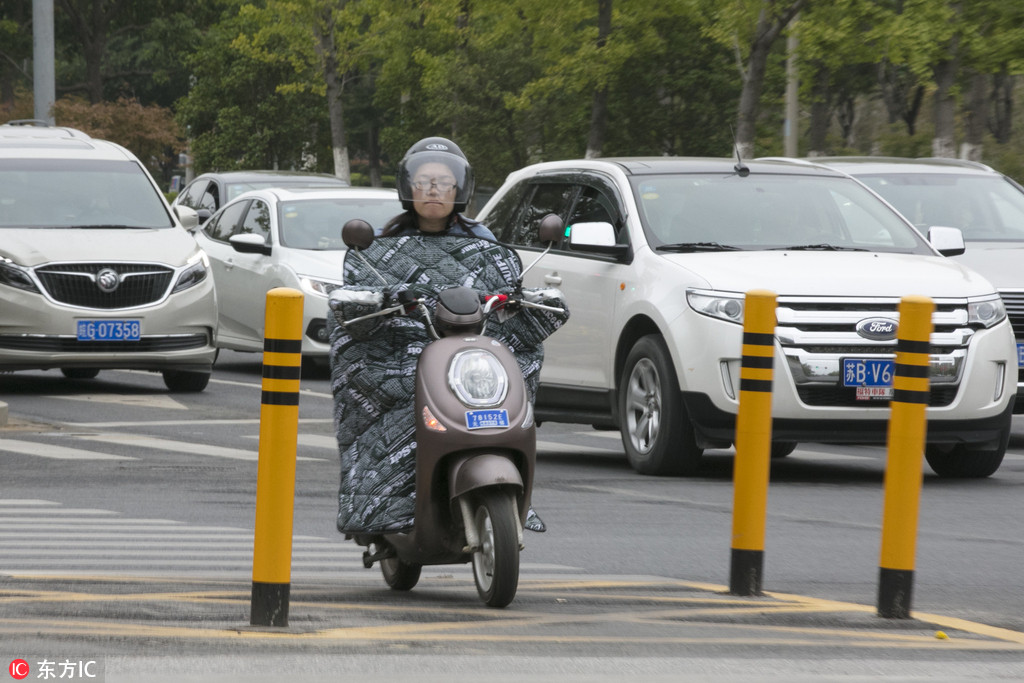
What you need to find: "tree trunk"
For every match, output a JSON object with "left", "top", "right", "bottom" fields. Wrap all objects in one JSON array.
[
  {"left": 807, "top": 64, "right": 831, "bottom": 156},
  {"left": 960, "top": 71, "right": 986, "bottom": 162},
  {"left": 734, "top": 1, "right": 806, "bottom": 160},
  {"left": 931, "top": 54, "right": 958, "bottom": 159},
  {"left": 313, "top": 6, "right": 350, "bottom": 183},
  {"left": 367, "top": 124, "right": 382, "bottom": 187},
  {"left": 989, "top": 68, "right": 1014, "bottom": 144},
  {"left": 585, "top": 0, "right": 612, "bottom": 159}
]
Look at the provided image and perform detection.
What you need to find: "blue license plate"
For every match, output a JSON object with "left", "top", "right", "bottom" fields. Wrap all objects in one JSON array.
[
  {"left": 842, "top": 358, "right": 893, "bottom": 387},
  {"left": 1018, "top": 343, "right": 1024, "bottom": 368},
  {"left": 76, "top": 320, "right": 141, "bottom": 342},
  {"left": 465, "top": 409, "right": 510, "bottom": 430}
]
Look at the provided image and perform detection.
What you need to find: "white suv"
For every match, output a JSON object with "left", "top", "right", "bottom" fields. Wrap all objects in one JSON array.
[
  {"left": 0, "top": 121, "right": 218, "bottom": 391},
  {"left": 475, "top": 157, "right": 1016, "bottom": 478}
]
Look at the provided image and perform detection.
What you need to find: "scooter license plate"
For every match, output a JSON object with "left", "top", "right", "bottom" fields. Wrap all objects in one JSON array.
[{"left": 465, "top": 409, "right": 510, "bottom": 430}]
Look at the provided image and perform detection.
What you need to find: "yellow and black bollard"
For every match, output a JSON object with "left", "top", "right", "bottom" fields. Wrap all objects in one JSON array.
[
  {"left": 250, "top": 287, "right": 304, "bottom": 627},
  {"left": 877, "top": 295, "right": 934, "bottom": 619},
  {"left": 730, "top": 290, "right": 777, "bottom": 596}
]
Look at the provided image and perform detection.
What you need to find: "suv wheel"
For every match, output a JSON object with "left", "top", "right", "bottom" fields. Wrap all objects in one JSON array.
[
  {"left": 925, "top": 432, "right": 1008, "bottom": 479},
  {"left": 162, "top": 370, "right": 211, "bottom": 393},
  {"left": 618, "top": 335, "right": 703, "bottom": 476}
]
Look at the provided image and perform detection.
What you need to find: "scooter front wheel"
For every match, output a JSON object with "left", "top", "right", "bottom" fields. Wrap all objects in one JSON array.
[
  {"left": 380, "top": 555, "right": 422, "bottom": 591},
  {"left": 471, "top": 491, "right": 520, "bottom": 608}
]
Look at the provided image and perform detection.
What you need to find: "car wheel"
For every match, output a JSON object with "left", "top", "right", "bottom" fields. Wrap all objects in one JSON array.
[
  {"left": 770, "top": 442, "right": 797, "bottom": 459},
  {"left": 162, "top": 370, "right": 211, "bottom": 393},
  {"left": 925, "top": 436, "right": 1008, "bottom": 479},
  {"left": 60, "top": 368, "right": 100, "bottom": 380},
  {"left": 618, "top": 335, "right": 703, "bottom": 476}
]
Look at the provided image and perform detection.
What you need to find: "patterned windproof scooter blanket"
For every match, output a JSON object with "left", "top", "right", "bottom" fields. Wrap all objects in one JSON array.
[{"left": 327, "top": 234, "right": 569, "bottom": 535}]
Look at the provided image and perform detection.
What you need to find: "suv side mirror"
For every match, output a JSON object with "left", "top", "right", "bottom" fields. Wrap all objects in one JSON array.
[
  {"left": 569, "top": 221, "right": 629, "bottom": 257},
  {"left": 928, "top": 226, "right": 966, "bottom": 257},
  {"left": 229, "top": 233, "right": 272, "bottom": 256}
]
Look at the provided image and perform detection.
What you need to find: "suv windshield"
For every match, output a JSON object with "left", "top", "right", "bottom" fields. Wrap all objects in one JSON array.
[
  {"left": 855, "top": 173, "right": 1024, "bottom": 242},
  {"left": 0, "top": 158, "right": 173, "bottom": 229},
  {"left": 632, "top": 173, "right": 932, "bottom": 254}
]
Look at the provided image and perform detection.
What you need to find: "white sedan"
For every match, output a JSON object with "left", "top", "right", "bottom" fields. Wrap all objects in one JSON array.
[{"left": 194, "top": 186, "right": 403, "bottom": 363}]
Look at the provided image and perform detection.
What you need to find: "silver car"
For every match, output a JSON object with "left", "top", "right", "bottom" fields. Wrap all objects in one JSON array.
[
  {"left": 0, "top": 122, "right": 218, "bottom": 391},
  {"left": 193, "top": 186, "right": 403, "bottom": 364}
]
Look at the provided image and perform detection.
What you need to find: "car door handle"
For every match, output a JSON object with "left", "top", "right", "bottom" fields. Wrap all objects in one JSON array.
[
  {"left": 544, "top": 273, "right": 562, "bottom": 286},
  {"left": 224, "top": 258, "right": 234, "bottom": 271}
]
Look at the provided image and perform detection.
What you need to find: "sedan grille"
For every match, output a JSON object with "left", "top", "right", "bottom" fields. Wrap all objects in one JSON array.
[
  {"left": 35, "top": 262, "right": 174, "bottom": 309},
  {"left": 0, "top": 334, "right": 209, "bottom": 353}
]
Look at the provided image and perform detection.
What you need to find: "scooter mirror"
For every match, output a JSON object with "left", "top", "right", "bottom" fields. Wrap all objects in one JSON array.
[
  {"left": 342, "top": 219, "right": 375, "bottom": 250},
  {"left": 537, "top": 214, "right": 565, "bottom": 245}
]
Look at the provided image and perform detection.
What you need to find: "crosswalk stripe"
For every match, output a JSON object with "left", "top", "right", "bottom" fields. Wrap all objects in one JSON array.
[
  {"left": 74, "top": 432, "right": 324, "bottom": 462},
  {"left": 0, "top": 438, "right": 134, "bottom": 461}
]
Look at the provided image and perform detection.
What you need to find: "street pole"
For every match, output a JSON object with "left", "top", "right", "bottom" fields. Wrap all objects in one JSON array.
[{"left": 32, "top": 0, "right": 56, "bottom": 125}]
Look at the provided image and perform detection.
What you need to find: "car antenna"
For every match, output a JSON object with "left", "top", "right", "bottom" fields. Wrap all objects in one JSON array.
[{"left": 731, "top": 126, "right": 750, "bottom": 177}]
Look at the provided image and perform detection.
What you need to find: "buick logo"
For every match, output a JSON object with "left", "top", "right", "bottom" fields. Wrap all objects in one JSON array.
[
  {"left": 856, "top": 317, "right": 898, "bottom": 341},
  {"left": 95, "top": 268, "right": 121, "bottom": 293}
]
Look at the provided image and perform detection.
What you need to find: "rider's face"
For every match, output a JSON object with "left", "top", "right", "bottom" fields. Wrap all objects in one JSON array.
[{"left": 411, "top": 162, "right": 457, "bottom": 231}]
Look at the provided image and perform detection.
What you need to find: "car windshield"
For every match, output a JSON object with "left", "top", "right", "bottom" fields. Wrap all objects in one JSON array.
[
  {"left": 278, "top": 197, "right": 402, "bottom": 250},
  {"left": 0, "top": 158, "right": 173, "bottom": 229},
  {"left": 856, "top": 173, "right": 1024, "bottom": 242},
  {"left": 631, "top": 173, "right": 931, "bottom": 254}
]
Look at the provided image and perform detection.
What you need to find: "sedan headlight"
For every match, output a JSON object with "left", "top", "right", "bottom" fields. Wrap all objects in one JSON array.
[
  {"left": 968, "top": 295, "right": 1006, "bottom": 328},
  {"left": 172, "top": 252, "right": 209, "bottom": 293},
  {"left": 0, "top": 258, "right": 40, "bottom": 293},
  {"left": 687, "top": 289, "right": 745, "bottom": 324},
  {"left": 448, "top": 349, "right": 509, "bottom": 407},
  {"left": 299, "top": 275, "right": 343, "bottom": 297}
]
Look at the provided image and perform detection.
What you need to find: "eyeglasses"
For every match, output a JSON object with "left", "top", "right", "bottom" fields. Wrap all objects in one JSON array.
[{"left": 411, "top": 178, "right": 457, "bottom": 192}]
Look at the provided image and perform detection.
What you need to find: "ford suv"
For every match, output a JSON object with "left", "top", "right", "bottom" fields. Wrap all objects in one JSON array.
[
  {"left": 475, "top": 157, "right": 1016, "bottom": 478},
  {"left": 0, "top": 121, "right": 218, "bottom": 391}
]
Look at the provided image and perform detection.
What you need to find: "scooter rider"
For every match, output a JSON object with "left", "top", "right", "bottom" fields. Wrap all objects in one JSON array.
[{"left": 328, "top": 136, "right": 564, "bottom": 537}]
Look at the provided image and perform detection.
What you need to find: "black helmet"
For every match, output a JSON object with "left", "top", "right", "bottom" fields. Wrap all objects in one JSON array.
[{"left": 396, "top": 136, "right": 475, "bottom": 213}]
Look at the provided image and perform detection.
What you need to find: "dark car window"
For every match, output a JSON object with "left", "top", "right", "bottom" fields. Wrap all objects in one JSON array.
[
  {"left": 177, "top": 179, "right": 207, "bottom": 209},
  {"left": 203, "top": 200, "right": 248, "bottom": 242},
  {"left": 238, "top": 199, "right": 272, "bottom": 242},
  {"left": 481, "top": 181, "right": 527, "bottom": 241},
  {"left": 199, "top": 182, "right": 219, "bottom": 212},
  {"left": 509, "top": 182, "right": 577, "bottom": 248}
]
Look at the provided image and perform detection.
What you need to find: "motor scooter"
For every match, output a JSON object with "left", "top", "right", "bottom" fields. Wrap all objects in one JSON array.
[{"left": 330, "top": 215, "right": 565, "bottom": 607}]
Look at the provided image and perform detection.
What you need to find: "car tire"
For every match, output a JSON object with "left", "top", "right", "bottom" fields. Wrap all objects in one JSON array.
[
  {"left": 162, "top": 370, "right": 211, "bottom": 393},
  {"left": 618, "top": 335, "right": 703, "bottom": 476},
  {"left": 60, "top": 368, "right": 100, "bottom": 380},
  {"left": 770, "top": 441, "right": 797, "bottom": 459},
  {"left": 925, "top": 433, "right": 1008, "bottom": 479}
]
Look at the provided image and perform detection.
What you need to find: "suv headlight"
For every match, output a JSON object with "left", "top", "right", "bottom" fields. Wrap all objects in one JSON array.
[
  {"left": 299, "top": 275, "right": 343, "bottom": 297},
  {"left": 448, "top": 349, "right": 508, "bottom": 407},
  {"left": 172, "top": 252, "right": 209, "bottom": 293},
  {"left": 687, "top": 289, "right": 745, "bottom": 324},
  {"left": 968, "top": 295, "right": 1006, "bottom": 328},
  {"left": 0, "top": 258, "right": 40, "bottom": 293}
]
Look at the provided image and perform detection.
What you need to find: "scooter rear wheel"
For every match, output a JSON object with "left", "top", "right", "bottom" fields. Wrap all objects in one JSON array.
[
  {"left": 380, "top": 555, "right": 422, "bottom": 591},
  {"left": 471, "top": 491, "right": 520, "bottom": 608}
]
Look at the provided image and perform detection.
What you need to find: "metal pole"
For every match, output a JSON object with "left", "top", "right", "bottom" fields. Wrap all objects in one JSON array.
[
  {"left": 32, "top": 0, "right": 56, "bottom": 125},
  {"left": 250, "top": 287, "right": 304, "bottom": 627},
  {"left": 877, "top": 295, "right": 933, "bottom": 618},
  {"left": 783, "top": 17, "right": 799, "bottom": 158},
  {"left": 730, "top": 289, "right": 777, "bottom": 596}
]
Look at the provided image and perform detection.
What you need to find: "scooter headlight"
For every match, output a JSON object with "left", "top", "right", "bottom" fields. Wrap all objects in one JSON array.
[{"left": 448, "top": 349, "right": 508, "bottom": 407}]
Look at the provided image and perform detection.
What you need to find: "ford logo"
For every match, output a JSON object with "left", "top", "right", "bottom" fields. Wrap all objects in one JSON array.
[
  {"left": 856, "top": 317, "right": 898, "bottom": 341},
  {"left": 95, "top": 268, "right": 121, "bottom": 293}
]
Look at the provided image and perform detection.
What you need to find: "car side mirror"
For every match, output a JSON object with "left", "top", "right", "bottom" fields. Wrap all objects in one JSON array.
[
  {"left": 928, "top": 225, "right": 966, "bottom": 257},
  {"left": 196, "top": 209, "right": 213, "bottom": 225},
  {"left": 229, "top": 233, "right": 272, "bottom": 256},
  {"left": 173, "top": 205, "right": 200, "bottom": 232},
  {"left": 569, "top": 221, "right": 629, "bottom": 257},
  {"left": 342, "top": 219, "right": 375, "bottom": 250}
]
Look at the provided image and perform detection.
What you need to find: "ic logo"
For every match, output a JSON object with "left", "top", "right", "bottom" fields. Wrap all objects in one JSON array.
[
  {"left": 9, "top": 659, "right": 30, "bottom": 679},
  {"left": 856, "top": 317, "right": 898, "bottom": 341},
  {"left": 95, "top": 267, "right": 121, "bottom": 293}
]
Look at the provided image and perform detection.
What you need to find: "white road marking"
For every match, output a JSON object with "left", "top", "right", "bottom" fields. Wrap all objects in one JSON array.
[{"left": 0, "top": 438, "right": 135, "bottom": 461}]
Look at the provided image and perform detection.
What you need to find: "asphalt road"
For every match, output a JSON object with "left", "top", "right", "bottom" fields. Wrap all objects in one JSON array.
[{"left": 2, "top": 352, "right": 1023, "bottom": 681}]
